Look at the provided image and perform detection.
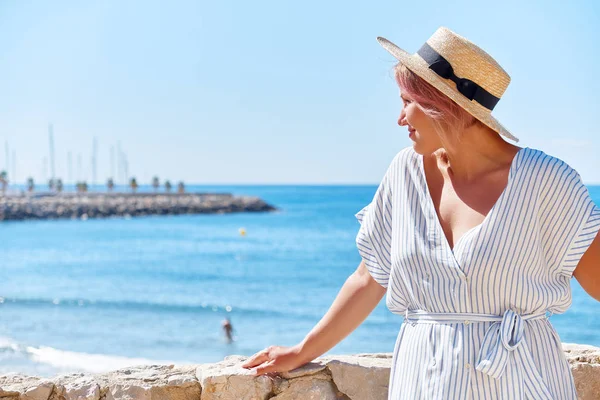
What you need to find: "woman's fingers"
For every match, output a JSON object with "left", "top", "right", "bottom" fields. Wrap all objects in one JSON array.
[
  {"left": 241, "top": 347, "right": 272, "bottom": 368},
  {"left": 241, "top": 353, "right": 267, "bottom": 368},
  {"left": 252, "top": 360, "right": 278, "bottom": 376},
  {"left": 241, "top": 345, "right": 304, "bottom": 376}
]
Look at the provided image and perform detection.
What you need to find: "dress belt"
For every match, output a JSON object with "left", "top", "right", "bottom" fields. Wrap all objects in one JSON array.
[{"left": 404, "top": 309, "right": 554, "bottom": 400}]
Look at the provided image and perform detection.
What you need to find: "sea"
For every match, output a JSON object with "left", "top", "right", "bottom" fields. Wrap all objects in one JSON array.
[{"left": 1, "top": 184, "right": 599, "bottom": 377}]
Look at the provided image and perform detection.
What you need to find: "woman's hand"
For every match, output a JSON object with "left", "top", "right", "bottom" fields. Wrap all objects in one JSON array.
[{"left": 241, "top": 344, "right": 309, "bottom": 376}]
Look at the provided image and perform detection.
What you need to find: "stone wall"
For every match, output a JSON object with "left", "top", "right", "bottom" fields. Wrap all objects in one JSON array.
[{"left": 0, "top": 344, "right": 598, "bottom": 399}]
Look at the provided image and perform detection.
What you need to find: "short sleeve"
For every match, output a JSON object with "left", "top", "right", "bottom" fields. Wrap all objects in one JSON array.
[
  {"left": 541, "top": 162, "right": 600, "bottom": 278},
  {"left": 355, "top": 162, "right": 395, "bottom": 288}
]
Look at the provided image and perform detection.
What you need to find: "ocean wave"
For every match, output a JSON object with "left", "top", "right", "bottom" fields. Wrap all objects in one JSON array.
[
  {"left": 0, "top": 336, "right": 183, "bottom": 374},
  {"left": 0, "top": 296, "right": 316, "bottom": 321},
  {"left": 0, "top": 296, "right": 398, "bottom": 326}
]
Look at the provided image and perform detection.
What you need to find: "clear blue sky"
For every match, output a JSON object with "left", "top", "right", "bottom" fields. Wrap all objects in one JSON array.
[{"left": 1, "top": 0, "right": 598, "bottom": 184}]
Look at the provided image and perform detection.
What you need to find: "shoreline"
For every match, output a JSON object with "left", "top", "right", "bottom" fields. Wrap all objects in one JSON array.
[{"left": 0, "top": 192, "right": 277, "bottom": 221}]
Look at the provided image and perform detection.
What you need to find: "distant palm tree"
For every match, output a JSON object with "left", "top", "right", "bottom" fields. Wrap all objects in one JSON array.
[
  {"left": 56, "top": 179, "right": 64, "bottom": 193},
  {"left": 76, "top": 182, "right": 88, "bottom": 193},
  {"left": 177, "top": 181, "right": 185, "bottom": 194},
  {"left": 152, "top": 176, "right": 159, "bottom": 192},
  {"left": 48, "top": 178, "right": 55, "bottom": 192},
  {"left": 0, "top": 170, "right": 8, "bottom": 194},
  {"left": 27, "top": 177, "right": 34, "bottom": 193},
  {"left": 107, "top": 178, "right": 115, "bottom": 192},
  {"left": 130, "top": 177, "right": 138, "bottom": 193},
  {"left": 164, "top": 180, "right": 172, "bottom": 193}
]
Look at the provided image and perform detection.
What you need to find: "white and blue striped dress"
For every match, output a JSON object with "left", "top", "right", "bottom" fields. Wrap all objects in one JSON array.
[{"left": 356, "top": 146, "right": 600, "bottom": 399}]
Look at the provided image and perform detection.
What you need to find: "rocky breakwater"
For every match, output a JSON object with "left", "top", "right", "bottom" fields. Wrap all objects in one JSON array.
[
  {"left": 0, "top": 344, "right": 599, "bottom": 399},
  {"left": 0, "top": 193, "right": 277, "bottom": 221}
]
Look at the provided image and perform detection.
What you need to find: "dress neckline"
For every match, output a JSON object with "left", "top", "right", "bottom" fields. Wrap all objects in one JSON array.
[{"left": 414, "top": 146, "right": 527, "bottom": 255}]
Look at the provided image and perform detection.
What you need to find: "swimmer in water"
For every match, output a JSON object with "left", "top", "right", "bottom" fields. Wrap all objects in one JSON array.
[{"left": 221, "top": 318, "right": 234, "bottom": 343}]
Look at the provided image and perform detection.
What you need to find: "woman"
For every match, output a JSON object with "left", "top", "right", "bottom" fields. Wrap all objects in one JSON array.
[{"left": 242, "top": 27, "right": 600, "bottom": 399}]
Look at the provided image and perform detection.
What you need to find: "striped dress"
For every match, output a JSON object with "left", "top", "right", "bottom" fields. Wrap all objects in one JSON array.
[{"left": 356, "top": 146, "right": 600, "bottom": 399}]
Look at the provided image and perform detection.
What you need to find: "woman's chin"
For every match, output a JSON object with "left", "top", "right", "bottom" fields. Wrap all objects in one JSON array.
[{"left": 410, "top": 142, "right": 427, "bottom": 156}]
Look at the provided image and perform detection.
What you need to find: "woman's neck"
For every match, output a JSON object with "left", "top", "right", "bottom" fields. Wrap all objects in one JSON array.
[{"left": 432, "top": 124, "right": 521, "bottom": 183}]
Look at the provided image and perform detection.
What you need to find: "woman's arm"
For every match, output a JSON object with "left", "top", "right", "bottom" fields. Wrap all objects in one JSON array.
[
  {"left": 296, "top": 260, "right": 387, "bottom": 362},
  {"left": 574, "top": 232, "right": 600, "bottom": 301},
  {"left": 241, "top": 260, "right": 386, "bottom": 375}
]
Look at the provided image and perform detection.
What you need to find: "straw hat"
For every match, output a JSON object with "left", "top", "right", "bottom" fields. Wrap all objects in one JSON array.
[{"left": 378, "top": 27, "right": 518, "bottom": 142}]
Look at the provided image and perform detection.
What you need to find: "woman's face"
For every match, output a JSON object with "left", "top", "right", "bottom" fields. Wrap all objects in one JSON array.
[{"left": 398, "top": 92, "right": 441, "bottom": 154}]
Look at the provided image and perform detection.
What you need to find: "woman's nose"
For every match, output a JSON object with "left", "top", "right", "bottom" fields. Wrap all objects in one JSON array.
[{"left": 398, "top": 110, "right": 407, "bottom": 127}]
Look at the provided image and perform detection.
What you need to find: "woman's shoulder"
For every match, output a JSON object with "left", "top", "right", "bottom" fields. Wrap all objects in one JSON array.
[
  {"left": 516, "top": 147, "right": 588, "bottom": 206},
  {"left": 376, "top": 147, "right": 416, "bottom": 193},
  {"left": 518, "top": 147, "right": 582, "bottom": 184},
  {"left": 388, "top": 146, "right": 418, "bottom": 171}
]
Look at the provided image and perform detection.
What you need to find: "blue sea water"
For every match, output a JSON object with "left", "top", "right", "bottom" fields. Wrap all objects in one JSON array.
[{"left": 1, "top": 185, "right": 599, "bottom": 377}]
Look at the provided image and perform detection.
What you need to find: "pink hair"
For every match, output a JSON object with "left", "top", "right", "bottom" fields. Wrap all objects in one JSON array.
[{"left": 394, "top": 63, "right": 484, "bottom": 139}]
